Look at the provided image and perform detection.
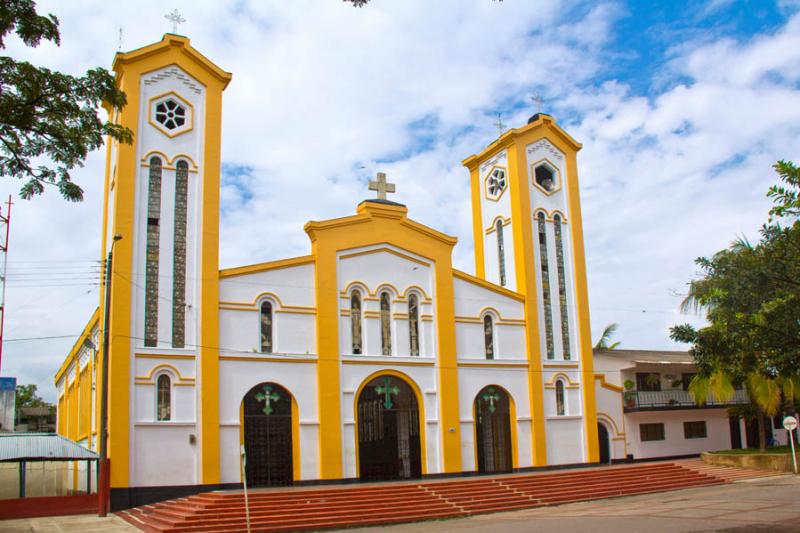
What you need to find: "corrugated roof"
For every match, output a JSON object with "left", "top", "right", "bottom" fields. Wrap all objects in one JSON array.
[
  {"left": 593, "top": 349, "right": 694, "bottom": 364},
  {"left": 0, "top": 433, "right": 99, "bottom": 462}
]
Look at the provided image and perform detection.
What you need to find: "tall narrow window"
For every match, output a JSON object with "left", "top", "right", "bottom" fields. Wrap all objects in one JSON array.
[
  {"left": 144, "top": 157, "right": 162, "bottom": 347},
  {"left": 537, "top": 212, "right": 555, "bottom": 359},
  {"left": 260, "top": 301, "right": 273, "bottom": 353},
  {"left": 380, "top": 292, "right": 392, "bottom": 355},
  {"left": 351, "top": 292, "right": 362, "bottom": 354},
  {"left": 555, "top": 380, "right": 565, "bottom": 416},
  {"left": 553, "top": 214, "right": 570, "bottom": 360},
  {"left": 157, "top": 374, "right": 171, "bottom": 421},
  {"left": 172, "top": 160, "right": 188, "bottom": 348},
  {"left": 484, "top": 315, "right": 494, "bottom": 360},
  {"left": 408, "top": 294, "right": 420, "bottom": 356},
  {"left": 496, "top": 220, "right": 506, "bottom": 287}
]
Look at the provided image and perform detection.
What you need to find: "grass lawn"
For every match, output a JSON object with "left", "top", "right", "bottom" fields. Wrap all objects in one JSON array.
[{"left": 709, "top": 446, "right": 797, "bottom": 455}]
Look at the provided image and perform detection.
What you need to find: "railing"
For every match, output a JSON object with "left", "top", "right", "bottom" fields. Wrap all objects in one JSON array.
[{"left": 624, "top": 389, "right": 749, "bottom": 410}]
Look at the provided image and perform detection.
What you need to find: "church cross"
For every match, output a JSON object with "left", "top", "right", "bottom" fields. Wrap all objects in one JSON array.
[
  {"left": 255, "top": 385, "right": 281, "bottom": 415},
  {"left": 165, "top": 9, "right": 186, "bottom": 34},
  {"left": 494, "top": 113, "right": 506, "bottom": 136},
  {"left": 531, "top": 93, "right": 544, "bottom": 113},
  {"left": 375, "top": 376, "right": 400, "bottom": 410},
  {"left": 368, "top": 172, "right": 396, "bottom": 200},
  {"left": 481, "top": 388, "right": 500, "bottom": 413}
]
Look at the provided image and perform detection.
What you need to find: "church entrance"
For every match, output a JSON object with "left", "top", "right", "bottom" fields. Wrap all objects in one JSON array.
[
  {"left": 356, "top": 375, "right": 422, "bottom": 481},
  {"left": 598, "top": 422, "right": 611, "bottom": 464},
  {"left": 242, "top": 382, "right": 293, "bottom": 487},
  {"left": 474, "top": 386, "right": 512, "bottom": 473}
]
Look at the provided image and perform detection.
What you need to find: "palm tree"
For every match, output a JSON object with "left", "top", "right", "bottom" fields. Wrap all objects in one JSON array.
[{"left": 594, "top": 323, "right": 621, "bottom": 350}]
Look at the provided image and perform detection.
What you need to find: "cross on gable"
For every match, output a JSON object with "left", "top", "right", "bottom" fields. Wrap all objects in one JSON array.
[
  {"left": 494, "top": 113, "right": 506, "bottom": 136},
  {"left": 531, "top": 94, "right": 544, "bottom": 113},
  {"left": 165, "top": 9, "right": 186, "bottom": 34},
  {"left": 368, "top": 172, "right": 396, "bottom": 200},
  {"left": 375, "top": 376, "right": 400, "bottom": 409}
]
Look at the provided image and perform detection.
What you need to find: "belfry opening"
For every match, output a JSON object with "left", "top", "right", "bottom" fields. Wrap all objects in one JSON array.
[
  {"left": 356, "top": 375, "right": 422, "bottom": 481},
  {"left": 242, "top": 382, "right": 293, "bottom": 487}
]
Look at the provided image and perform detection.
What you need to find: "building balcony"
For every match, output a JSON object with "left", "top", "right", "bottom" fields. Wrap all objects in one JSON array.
[{"left": 623, "top": 389, "right": 749, "bottom": 412}]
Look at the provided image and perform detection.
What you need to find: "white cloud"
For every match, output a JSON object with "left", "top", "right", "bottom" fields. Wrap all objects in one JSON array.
[{"left": 2, "top": 1, "right": 799, "bottom": 400}]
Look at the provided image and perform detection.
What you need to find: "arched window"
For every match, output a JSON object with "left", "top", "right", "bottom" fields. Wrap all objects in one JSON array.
[
  {"left": 172, "top": 160, "right": 189, "bottom": 348},
  {"left": 144, "top": 157, "right": 163, "bottom": 347},
  {"left": 380, "top": 292, "right": 392, "bottom": 355},
  {"left": 157, "top": 374, "right": 171, "bottom": 421},
  {"left": 537, "top": 212, "right": 555, "bottom": 359},
  {"left": 408, "top": 293, "right": 420, "bottom": 356},
  {"left": 484, "top": 315, "right": 494, "bottom": 360},
  {"left": 553, "top": 214, "right": 570, "bottom": 360},
  {"left": 260, "top": 301, "right": 273, "bottom": 353},
  {"left": 555, "top": 379, "right": 565, "bottom": 416},
  {"left": 496, "top": 219, "right": 506, "bottom": 287},
  {"left": 351, "top": 292, "right": 362, "bottom": 354}
]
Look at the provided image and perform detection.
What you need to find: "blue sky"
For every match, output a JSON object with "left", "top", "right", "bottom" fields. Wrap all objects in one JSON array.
[{"left": 2, "top": 0, "right": 800, "bottom": 400}]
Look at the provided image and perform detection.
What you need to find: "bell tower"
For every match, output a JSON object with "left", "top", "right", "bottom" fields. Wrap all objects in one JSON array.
[
  {"left": 99, "top": 34, "right": 231, "bottom": 494},
  {"left": 462, "top": 113, "right": 599, "bottom": 465}
]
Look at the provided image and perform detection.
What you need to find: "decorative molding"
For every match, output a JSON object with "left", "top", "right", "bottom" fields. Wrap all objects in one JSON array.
[
  {"left": 143, "top": 65, "right": 202, "bottom": 95},
  {"left": 526, "top": 139, "right": 563, "bottom": 161}
]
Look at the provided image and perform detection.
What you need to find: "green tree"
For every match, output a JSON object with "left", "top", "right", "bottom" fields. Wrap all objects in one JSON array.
[
  {"left": 0, "top": 0, "right": 132, "bottom": 201},
  {"left": 15, "top": 383, "right": 53, "bottom": 411},
  {"left": 594, "top": 323, "right": 621, "bottom": 350},
  {"left": 671, "top": 161, "right": 800, "bottom": 451}
]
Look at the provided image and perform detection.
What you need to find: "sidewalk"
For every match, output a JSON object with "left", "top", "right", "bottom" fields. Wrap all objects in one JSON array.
[{"left": 0, "top": 514, "right": 137, "bottom": 532}]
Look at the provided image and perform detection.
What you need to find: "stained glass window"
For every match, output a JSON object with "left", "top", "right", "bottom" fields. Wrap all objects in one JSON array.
[
  {"left": 484, "top": 315, "right": 494, "bottom": 360},
  {"left": 260, "top": 301, "right": 273, "bottom": 353},
  {"left": 553, "top": 214, "right": 570, "bottom": 360},
  {"left": 408, "top": 294, "right": 420, "bottom": 356},
  {"left": 144, "top": 157, "right": 162, "bottom": 347},
  {"left": 537, "top": 212, "right": 555, "bottom": 359},
  {"left": 486, "top": 167, "right": 507, "bottom": 199},
  {"left": 172, "top": 160, "right": 188, "bottom": 348},
  {"left": 496, "top": 220, "right": 506, "bottom": 287},
  {"left": 157, "top": 374, "right": 171, "bottom": 421},
  {"left": 351, "top": 292, "right": 362, "bottom": 354},
  {"left": 555, "top": 380, "right": 565, "bottom": 416},
  {"left": 155, "top": 98, "right": 187, "bottom": 130},
  {"left": 380, "top": 292, "right": 392, "bottom": 355}
]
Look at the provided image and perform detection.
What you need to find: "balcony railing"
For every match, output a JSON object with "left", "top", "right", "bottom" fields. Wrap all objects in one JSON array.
[{"left": 624, "top": 389, "right": 749, "bottom": 410}]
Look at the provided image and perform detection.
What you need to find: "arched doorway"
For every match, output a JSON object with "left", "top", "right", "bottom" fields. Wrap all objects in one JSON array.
[
  {"left": 242, "top": 382, "right": 293, "bottom": 487},
  {"left": 597, "top": 422, "right": 611, "bottom": 464},
  {"left": 357, "top": 375, "right": 422, "bottom": 481},
  {"left": 474, "top": 385, "right": 512, "bottom": 473}
]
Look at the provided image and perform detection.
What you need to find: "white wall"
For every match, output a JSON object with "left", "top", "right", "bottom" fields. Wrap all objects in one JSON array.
[{"left": 625, "top": 409, "right": 732, "bottom": 459}]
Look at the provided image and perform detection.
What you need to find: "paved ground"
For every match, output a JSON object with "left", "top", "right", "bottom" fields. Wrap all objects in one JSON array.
[
  {"left": 352, "top": 475, "right": 800, "bottom": 533},
  {"left": 1, "top": 475, "right": 798, "bottom": 532}
]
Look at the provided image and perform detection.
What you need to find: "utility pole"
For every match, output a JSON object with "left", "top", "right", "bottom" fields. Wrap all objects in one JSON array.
[
  {"left": 0, "top": 196, "right": 13, "bottom": 374},
  {"left": 98, "top": 234, "right": 121, "bottom": 517}
]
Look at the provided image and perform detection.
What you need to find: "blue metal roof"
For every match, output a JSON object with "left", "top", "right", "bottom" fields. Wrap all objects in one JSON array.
[{"left": 0, "top": 433, "right": 99, "bottom": 462}]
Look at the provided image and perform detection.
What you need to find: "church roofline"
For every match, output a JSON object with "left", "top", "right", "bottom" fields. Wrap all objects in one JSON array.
[
  {"left": 219, "top": 255, "right": 315, "bottom": 279},
  {"left": 53, "top": 307, "right": 100, "bottom": 384},
  {"left": 112, "top": 33, "right": 232, "bottom": 88},
  {"left": 461, "top": 114, "right": 582, "bottom": 170},
  {"left": 452, "top": 269, "right": 525, "bottom": 302}
]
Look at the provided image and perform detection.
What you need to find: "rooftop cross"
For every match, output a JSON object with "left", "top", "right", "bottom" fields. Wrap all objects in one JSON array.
[
  {"left": 165, "top": 9, "right": 186, "bottom": 34},
  {"left": 531, "top": 93, "right": 544, "bottom": 113},
  {"left": 368, "top": 172, "right": 396, "bottom": 201},
  {"left": 494, "top": 113, "right": 506, "bottom": 136}
]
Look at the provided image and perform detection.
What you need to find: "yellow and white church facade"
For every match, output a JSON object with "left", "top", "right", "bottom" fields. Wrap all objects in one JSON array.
[{"left": 54, "top": 34, "right": 603, "bottom": 509}]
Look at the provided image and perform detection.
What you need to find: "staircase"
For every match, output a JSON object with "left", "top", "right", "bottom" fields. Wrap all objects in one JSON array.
[{"left": 119, "top": 462, "right": 724, "bottom": 532}]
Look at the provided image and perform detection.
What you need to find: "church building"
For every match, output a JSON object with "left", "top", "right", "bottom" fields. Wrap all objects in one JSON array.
[{"left": 54, "top": 34, "right": 601, "bottom": 509}]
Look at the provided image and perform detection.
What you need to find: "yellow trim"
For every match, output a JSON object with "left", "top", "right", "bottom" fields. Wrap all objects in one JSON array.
[
  {"left": 543, "top": 362, "right": 580, "bottom": 368},
  {"left": 353, "top": 370, "right": 428, "bottom": 476},
  {"left": 339, "top": 280, "right": 431, "bottom": 300},
  {"left": 219, "top": 255, "right": 315, "bottom": 279},
  {"left": 457, "top": 362, "right": 529, "bottom": 368},
  {"left": 452, "top": 269, "right": 525, "bottom": 302},
  {"left": 146, "top": 90, "right": 194, "bottom": 138},
  {"left": 596, "top": 412, "right": 624, "bottom": 438},
  {"left": 140, "top": 150, "right": 199, "bottom": 169},
  {"left": 306, "top": 200, "right": 460, "bottom": 477},
  {"left": 134, "top": 353, "right": 196, "bottom": 360},
  {"left": 339, "top": 247, "right": 431, "bottom": 268},
  {"left": 238, "top": 385, "right": 301, "bottom": 481},
  {"left": 545, "top": 372, "right": 579, "bottom": 386},
  {"left": 469, "top": 165, "right": 485, "bottom": 279},
  {"left": 219, "top": 355, "right": 317, "bottom": 364},
  {"left": 342, "top": 359, "right": 435, "bottom": 367},
  {"left": 54, "top": 309, "right": 99, "bottom": 383},
  {"left": 483, "top": 164, "right": 508, "bottom": 202},
  {"left": 594, "top": 373, "right": 623, "bottom": 392},
  {"left": 530, "top": 157, "right": 562, "bottom": 196},
  {"left": 454, "top": 316, "right": 482, "bottom": 324},
  {"left": 485, "top": 216, "right": 512, "bottom": 235},
  {"left": 134, "top": 363, "right": 195, "bottom": 382}
]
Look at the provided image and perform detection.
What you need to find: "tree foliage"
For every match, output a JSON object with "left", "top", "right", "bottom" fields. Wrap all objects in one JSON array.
[
  {"left": 594, "top": 323, "right": 621, "bottom": 350},
  {"left": 0, "top": 0, "right": 132, "bottom": 201},
  {"left": 15, "top": 383, "right": 53, "bottom": 411},
  {"left": 671, "top": 160, "right": 800, "bottom": 450}
]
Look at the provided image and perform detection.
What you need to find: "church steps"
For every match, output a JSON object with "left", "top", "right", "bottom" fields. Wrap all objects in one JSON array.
[{"left": 118, "top": 462, "right": 732, "bottom": 533}]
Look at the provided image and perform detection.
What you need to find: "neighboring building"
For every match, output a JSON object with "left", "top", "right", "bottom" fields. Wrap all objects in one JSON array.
[
  {"left": 15, "top": 407, "right": 57, "bottom": 433},
  {"left": 54, "top": 34, "right": 600, "bottom": 509},
  {"left": 0, "top": 377, "right": 15, "bottom": 433},
  {"left": 593, "top": 349, "right": 788, "bottom": 463}
]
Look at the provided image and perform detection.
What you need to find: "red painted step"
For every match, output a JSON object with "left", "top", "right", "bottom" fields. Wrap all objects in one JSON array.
[{"left": 117, "top": 462, "right": 729, "bottom": 533}]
